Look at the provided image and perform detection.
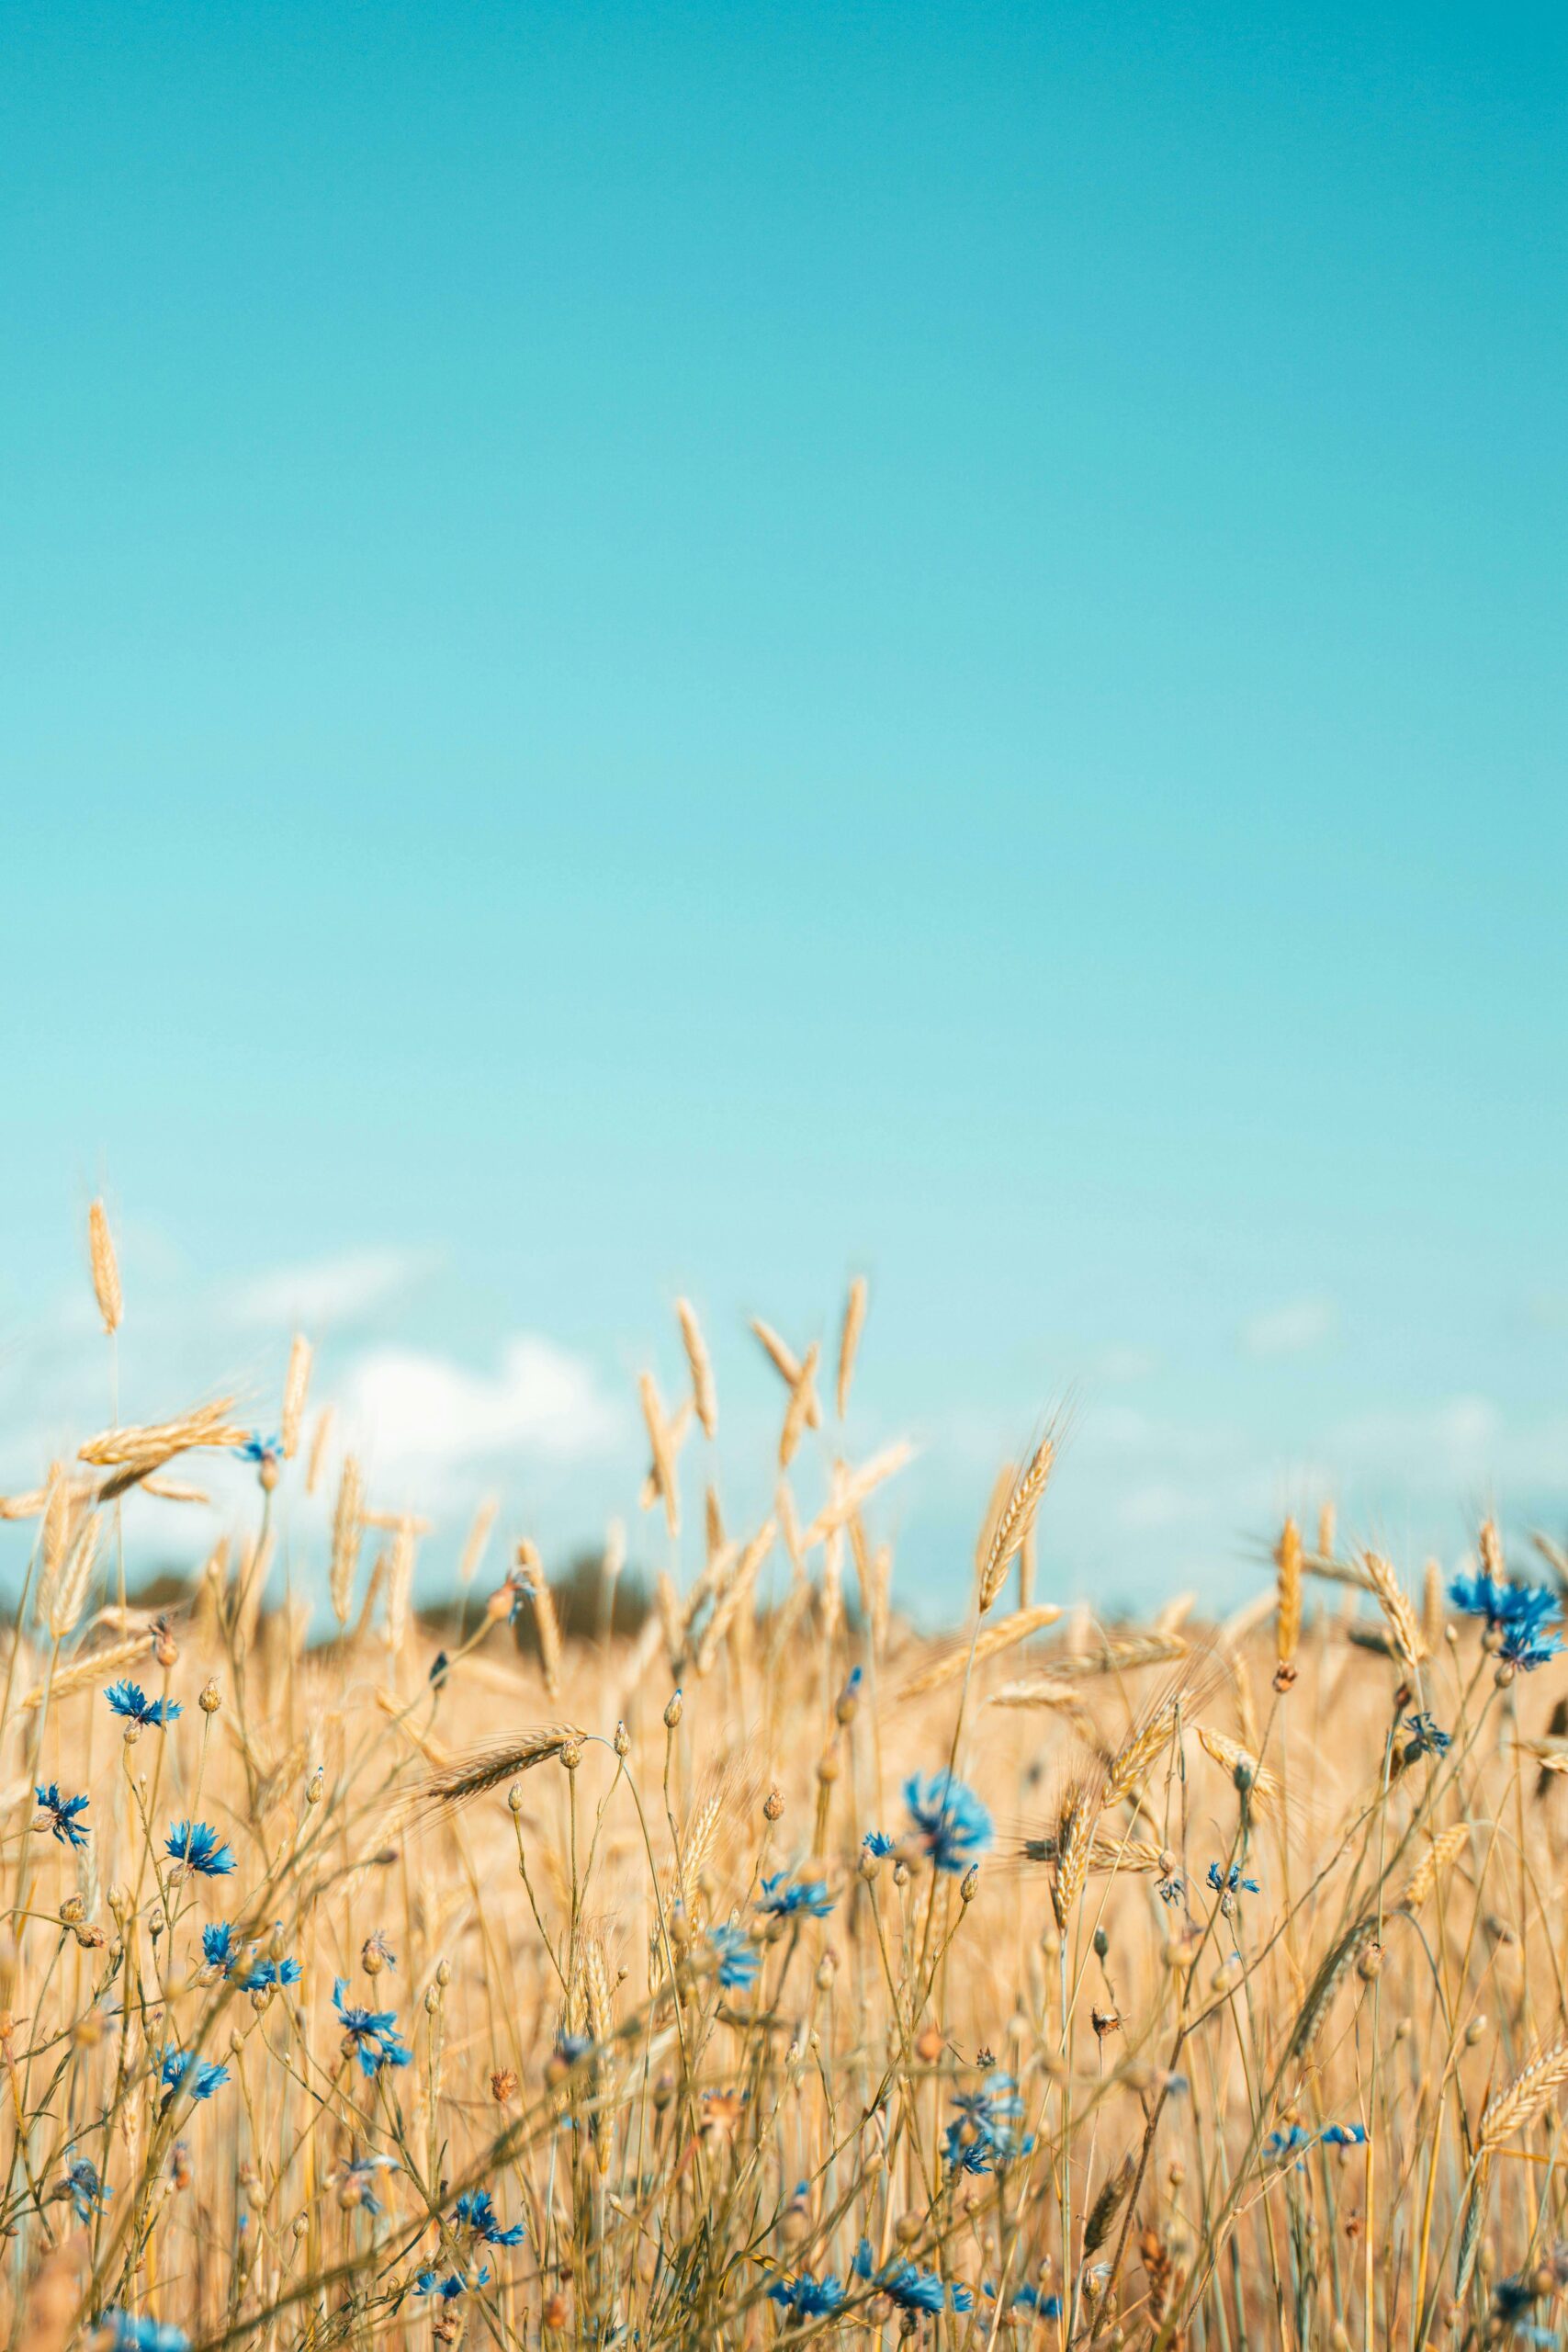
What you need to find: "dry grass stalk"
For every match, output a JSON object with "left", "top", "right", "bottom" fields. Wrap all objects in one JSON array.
[
  {"left": 1286, "top": 1916, "right": 1381, "bottom": 2059},
  {"left": 330, "top": 1454, "right": 365, "bottom": 1627},
  {"left": 675, "top": 1297, "right": 717, "bottom": 1439},
  {"left": 836, "top": 1274, "right": 868, "bottom": 1419},
  {"left": 87, "top": 1197, "right": 122, "bottom": 1333},
  {"left": 281, "top": 1333, "right": 312, "bottom": 1459},
  {"left": 977, "top": 1432, "right": 1055, "bottom": 1613},
  {"left": 656, "top": 1572, "right": 684, "bottom": 1677}
]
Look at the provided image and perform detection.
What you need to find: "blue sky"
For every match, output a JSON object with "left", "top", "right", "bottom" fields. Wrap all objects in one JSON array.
[{"left": 3, "top": 1, "right": 1565, "bottom": 1613}]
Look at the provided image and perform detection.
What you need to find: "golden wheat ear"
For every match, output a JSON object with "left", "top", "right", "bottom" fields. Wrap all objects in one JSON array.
[{"left": 397, "top": 1726, "right": 584, "bottom": 1824}]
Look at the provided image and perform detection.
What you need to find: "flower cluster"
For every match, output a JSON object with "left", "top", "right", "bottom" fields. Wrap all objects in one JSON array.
[
  {"left": 942, "top": 2074, "right": 1035, "bottom": 2175},
  {"left": 201, "top": 1922, "right": 301, "bottom": 1988},
  {"left": 767, "top": 2271, "right": 846, "bottom": 2319},
  {"left": 1450, "top": 1571, "right": 1564, "bottom": 1671},
  {"left": 1207, "top": 1860, "right": 1259, "bottom": 1897},
  {"left": 454, "top": 2189, "right": 526, "bottom": 2245},
  {"left": 854, "top": 2239, "right": 975, "bottom": 2312}
]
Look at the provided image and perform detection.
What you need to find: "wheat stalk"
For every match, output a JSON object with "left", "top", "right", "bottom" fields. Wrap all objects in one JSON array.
[
  {"left": 306, "top": 1406, "right": 335, "bottom": 1495},
  {"left": 49, "top": 1513, "right": 100, "bottom": 1641},
  {"left": 330, "top": 1455, "right": 365, "bottom": 1627},
  {"left": 457, "top": 1497, "right": 499, "bottom": 1587},
  {"left": 1481, "top": 2038, "right": 1568, "bottom": 2152},
  {"left": 87, "top": 1199, "right": 122, "bottom": 1334},
  {"left": 836, "top": 1275, "right": 868, "bottom": 1419},
  {"left": 21, "top": 1631, "right": 152, "bottom": 1710},
  {"left": 639, "top": 1373, "right": 681, "bottom": 1535},
  {"left": 778, "top": 1342, "right": 821, "bottom": 1469},
  {"left": 977, "top": 1433, "right": 1055, "bottom": 1613},
  {"left": 1051, "top": 1777, "right": 1100, "bottom": 1931},
  {"left": 1400, "top": 1825, "right": 1471, "bottom": 1910},
  {"left": 673, "top": 1297, "right": 717, "bottom": 1440},
  {"left": 1275, "top": 1516, "right": 1302, "bottom": 1673},
  {"left": 1362, "top": 1551, "right": 1426, "bottom": 1675},
  {"left": 897, "top": 1604, "right": 1064, "bottom": 1699},
  {"left": 1197, "top": 1725, "right": 1281, "bottom": 1812},
  {"left": 280, "top": 1335, "right": 312, "bottom": 1459}
]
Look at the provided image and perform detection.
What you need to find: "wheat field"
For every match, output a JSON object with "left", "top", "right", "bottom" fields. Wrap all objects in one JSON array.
[{"left": 3, "top": 1208, "right": 1568, "bottom": 2352}]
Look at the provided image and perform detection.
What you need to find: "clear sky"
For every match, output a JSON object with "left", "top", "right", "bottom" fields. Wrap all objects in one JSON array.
[{"left": 4, "top": 0, "right": 1565, "bottom": 1614}]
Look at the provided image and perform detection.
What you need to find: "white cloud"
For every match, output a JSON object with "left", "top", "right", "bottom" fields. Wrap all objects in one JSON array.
[
  {"left": 336, "top": 1336, "right": 623, "bottom": 1478},
  {"left": 1239, "top": 1297, "right": 1338, "bottom": 1360},
  {"left": 229, "top": 1249, "right": 431, "bottom": 1329}
]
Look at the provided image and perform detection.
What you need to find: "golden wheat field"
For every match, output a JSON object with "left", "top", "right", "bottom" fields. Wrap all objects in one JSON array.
[{"left": 4, "top": 1209, "right": 1568, "bottom": 2352}]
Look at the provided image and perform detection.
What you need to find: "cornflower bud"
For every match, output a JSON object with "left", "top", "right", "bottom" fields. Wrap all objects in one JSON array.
[
  {"left": 763, "top": 1786, "right": 784, "bottom": 1823},
  {"left": 58, "top": 1895, "right": 85, "bottom": 1926},
  {"left": 198, "top": 1679, "right": 222, "bottom": 1714},
  {"left": 306, "top": 1767, "right": 324, "bottom": 1805},
  {"left": 613, "top": 1720, "right": 630, "bottom": 1757},
  {"left": 663, "top": 1690, "right": 683, "bottom": 1730}
]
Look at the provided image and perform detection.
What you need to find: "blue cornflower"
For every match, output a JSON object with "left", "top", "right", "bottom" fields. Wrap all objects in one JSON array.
[
  {"left": 853, "top": 2239, "right": 974, "bottom": 2312},
  {"left": 982, "top": 2281, "right": 1063, "bottom": 2318},
  {"left": 428, "top": 1650, "right": 449, "bottom": 1688},
  {"left": 201, "top": 1923, "right": 299, "bottom": 1987},
  {"left": 706, "top": 1925, "right": 760, "bottom": 1991},
  {"left": 414, "top": 2267, "right": 490, "bottom": 2301},
  {"left": 768, "top": 2272, "right": 846, "bottom": 2320},
  {"left": 554, "top": 2032, "right": 592, "bottom": 2068},
  {"left": 942, "top": 2074, "right": 1034, "bottom": 2175},
  {"left": 332, "top": 1979, "right": 412, "bottom": 2075},
  {"left": 1403, "top": 1713, "right": 1450, "bottom": 1760},
  {"left": 903, "top": 1771, "right": 992, "bottom": 1875},
  {"left": 756, "top": 1871, "right": 835, "bottom": 1919},
  {"left": 1502, "top": 1623, "right": 1564, "bottom": 1672},
  {"left": 166, "top": 1821, "right": 235, "bottom": 1877},
  {"left": 35, "top": 1783, "right": 91, "bottom": 1849},
  {"left": 96, "top": 2311, "right": 190, "bottom": 2352},
  {"left": 1450, "top": 1572, "right": 1563, "bottom": 1668},
  {"left": 63, "top": 2157, "right": 109, "bottom": 2221},
  {"left": 335, "top": 2154, "right": 398, "bottom": 2215},
  {"left": 1157, "top": 1871, "right": 1186, "bottom": 1905},
  {"left": 862, "top": 1829, "right": 896, "bottom": 1857},
  {"left": 106, "top": 1681, "right": 181, "bottom": 1728},
  {"left": 233, "top": 1432, "right": 282, "bottom": 1468},
  {"left": 1322, "top": 2122, "right": 1368, "bottom": 2147},
  {"left": 158, "top": 2048, "right": 229, "bottom": 2103},
  {"left": 455, "top": 2189, "right": 526, "bottom": 2246},
  {"left": 1263, "top": 2125, "right": 1313, "bottom": 2167},
  {"left": 1206, "top": 1860, "right": 1259, "bottom": 1897}
]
